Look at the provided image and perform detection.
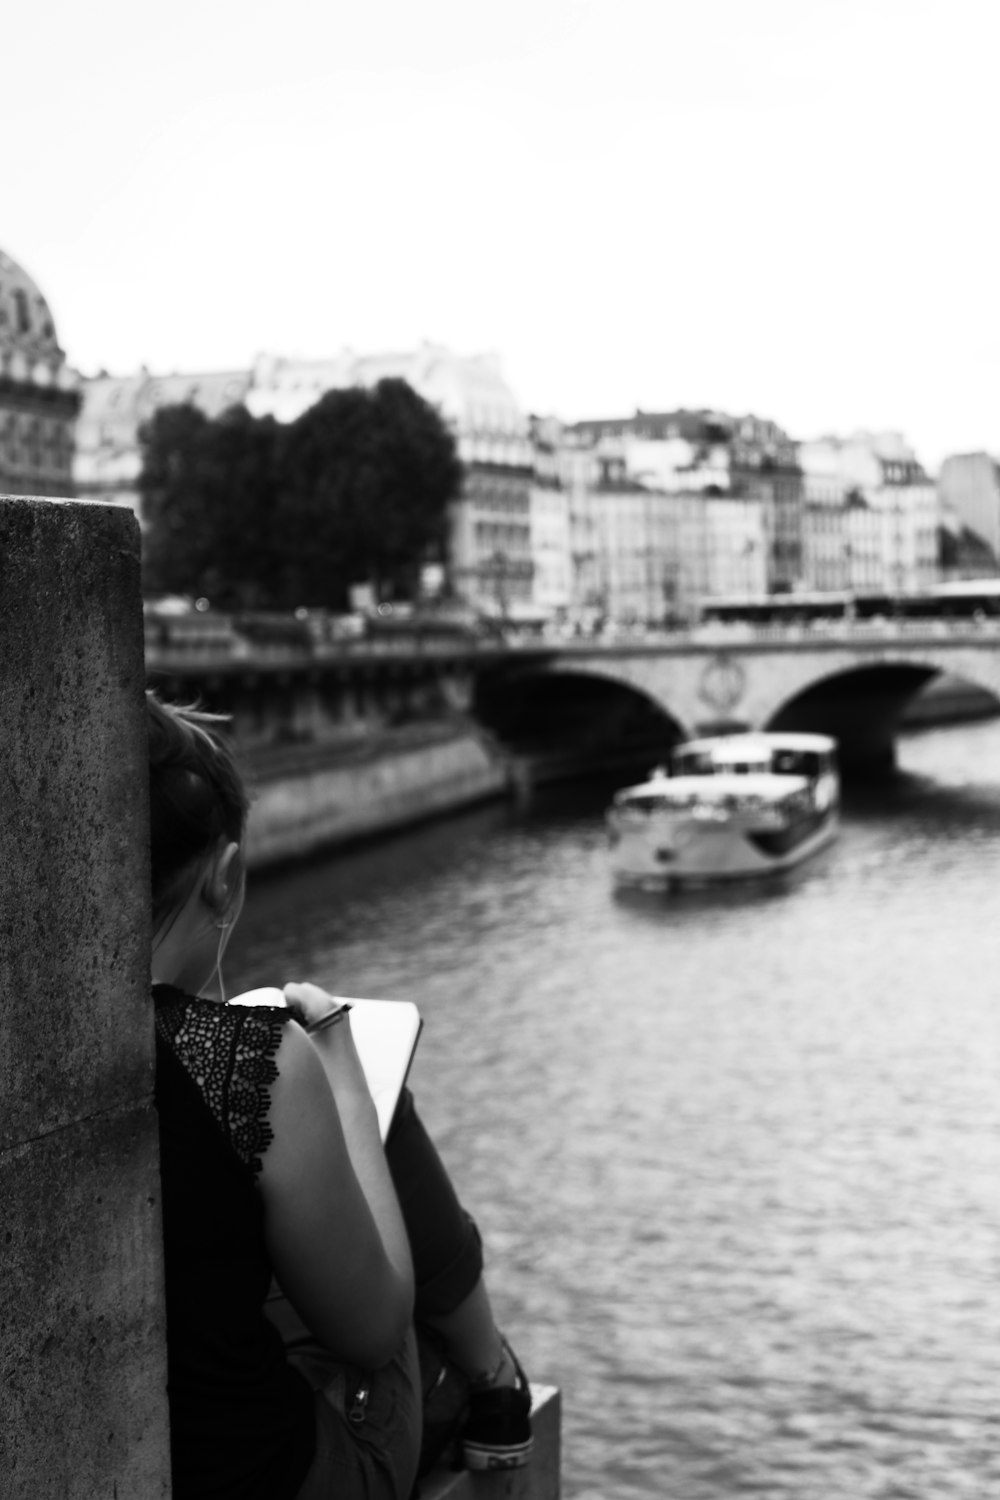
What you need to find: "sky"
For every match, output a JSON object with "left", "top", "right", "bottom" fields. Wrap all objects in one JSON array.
[{"left": 6, "top": 0, "right": 998, "bottom": 471}]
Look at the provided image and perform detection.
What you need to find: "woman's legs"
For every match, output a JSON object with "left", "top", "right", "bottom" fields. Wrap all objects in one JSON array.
[
  {"left": 384, "top": 1089, "right": 485, "bottom": 1324},
  {"left": 384, "top": 1090, "right": 531, "bottom": 1471},
  {"left": 385, "top": 1090, "right": 516, "bottom": 1383}
]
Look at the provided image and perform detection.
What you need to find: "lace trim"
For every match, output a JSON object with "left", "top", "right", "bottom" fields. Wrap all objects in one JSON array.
[{"left": 155, "top": 989, "right": 287, "bottom": 1177}]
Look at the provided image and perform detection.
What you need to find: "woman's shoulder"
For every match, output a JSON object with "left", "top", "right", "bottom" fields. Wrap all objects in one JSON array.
[
  {"left": 153, "top": 986, "right": 296, "bottom": 1175},
  {"left": 153, "top": 985, "right": 292, "bottom": 1067}
]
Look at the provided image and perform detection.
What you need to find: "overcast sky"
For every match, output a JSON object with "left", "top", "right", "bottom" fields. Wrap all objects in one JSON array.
[{"left": 6, "top": 0, "right": 997, "bottom": 470}]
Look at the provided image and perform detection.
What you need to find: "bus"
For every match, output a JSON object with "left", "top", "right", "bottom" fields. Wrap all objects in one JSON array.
[{"left": 698, "top": 579, "right": 1000, "bottom": 627}]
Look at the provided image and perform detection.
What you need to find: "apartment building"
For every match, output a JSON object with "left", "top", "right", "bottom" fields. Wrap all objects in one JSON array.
[
  {"left": 566, "top": 408, "right": 802, "bottom": 596},
  {"left": 937, "top": 452, "right": 1000, "bottom": 571},
  {"left": 75, "top": 345, "right": 537, "bottom": 615},
  {"left": 797, "top": 431, "right": 938, "bottom": 594}
]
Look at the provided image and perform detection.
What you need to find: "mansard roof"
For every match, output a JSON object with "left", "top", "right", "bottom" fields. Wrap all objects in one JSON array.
[{"left": 247, "top": 343, "right": 527, "bottom": 439}]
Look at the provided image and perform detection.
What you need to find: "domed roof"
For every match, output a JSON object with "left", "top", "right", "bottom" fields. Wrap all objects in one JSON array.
[{"left": 0, "top": 247, "right": 65, "bottom": 369}]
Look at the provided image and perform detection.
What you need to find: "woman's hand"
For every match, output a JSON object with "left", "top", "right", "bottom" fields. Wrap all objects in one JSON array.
[
  {"left": 283, "top": 980, "right": 370, "bottom": 1114},
  {"left": 283, "top": 980, "right": 346, "bottom": 1030}
]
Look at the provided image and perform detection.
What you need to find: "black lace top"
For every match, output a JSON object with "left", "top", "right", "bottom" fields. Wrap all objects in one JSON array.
[
  {"left": 153, "top": 985, "right": 315, "bottom": 1500},
  {"left": 156, "top": 990, "right": 282, "bottom": 1175}
]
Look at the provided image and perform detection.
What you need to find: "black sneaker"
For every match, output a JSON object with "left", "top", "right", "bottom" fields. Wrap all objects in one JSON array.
[{"left": 461, "top": 1338, "right": 533, "bottom": 1471}]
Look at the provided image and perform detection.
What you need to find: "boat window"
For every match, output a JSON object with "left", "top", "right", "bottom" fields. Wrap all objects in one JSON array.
[
  {"left": 772, "top": 750, "right": 821, "bottom": 777},
  {"left": 625, "top": 795, "right": 666, "bottom": 813},
  {"left": 674, "top": 751, "right": 716, "bottom": 776},
  {"left": 782, "top": 790, "right": 809, "bottom": 814}
]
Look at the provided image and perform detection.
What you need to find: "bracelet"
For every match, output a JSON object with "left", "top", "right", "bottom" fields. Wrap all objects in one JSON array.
[
  {"left": 469, "top": 1337, "right": 510, "bottom": 1390},
  {"left": 305, "top": 1003, "right": 353, "bottom": 1035}
]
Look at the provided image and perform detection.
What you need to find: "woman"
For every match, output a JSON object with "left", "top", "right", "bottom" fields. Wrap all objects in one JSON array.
[{"left": 148, "top": 691, "right": 530, "bottom": 1500}]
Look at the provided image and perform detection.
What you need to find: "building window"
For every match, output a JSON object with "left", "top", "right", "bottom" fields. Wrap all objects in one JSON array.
[{"left": 14, "top": 289, "right": 31, "bottom": 335}]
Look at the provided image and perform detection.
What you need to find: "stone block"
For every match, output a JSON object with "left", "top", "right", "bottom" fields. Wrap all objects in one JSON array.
[
  {"left": 0, "top": 497, "right": 151, "bottom": 1151},
  {"left": 0, "top": 1104, "right": 169, "bottom": 1499},
  {"left": 0, "top": 496, "right": 169, "bottom": 1495}
]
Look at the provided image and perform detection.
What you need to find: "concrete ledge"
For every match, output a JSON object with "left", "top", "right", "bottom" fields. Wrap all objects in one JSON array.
[{"left": 419, "top": 1386, "right": 560, "bottom": 1500}]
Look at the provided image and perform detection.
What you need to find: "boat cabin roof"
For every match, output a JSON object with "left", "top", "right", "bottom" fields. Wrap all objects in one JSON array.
[
  {"left": 616, "top": 771, "right": 811, "bottom": 805},
  {"left": 676, "top": 732, "right": 836, "bottom": 760}
]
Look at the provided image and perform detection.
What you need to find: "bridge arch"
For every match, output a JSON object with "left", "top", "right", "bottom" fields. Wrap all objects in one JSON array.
[
  {"left": 472, "top": 660, "right": 687, "bottom": 771},
  {"left": 749, "top": 646, "right": 1000, "bottom": 729},
  {"left": 757, "top": 650, "right": 1000, "bottom": 771}
]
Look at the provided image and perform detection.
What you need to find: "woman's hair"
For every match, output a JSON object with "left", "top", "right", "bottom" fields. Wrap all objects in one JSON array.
[{"left": 147, "top": 690, "right": 250, "bottom": 927}]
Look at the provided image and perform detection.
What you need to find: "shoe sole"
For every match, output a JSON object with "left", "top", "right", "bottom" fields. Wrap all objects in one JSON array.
[{"left": 463, "top": 1438, "right": 534, "bottom": 1471}]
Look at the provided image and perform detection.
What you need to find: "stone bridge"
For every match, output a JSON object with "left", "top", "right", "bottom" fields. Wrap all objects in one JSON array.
[
  {"left": 145, "top": 615, "right": 1000, "bottom": 776},
  {"left": 499, "top": 623, "right": 1000, "bottom": 770}
]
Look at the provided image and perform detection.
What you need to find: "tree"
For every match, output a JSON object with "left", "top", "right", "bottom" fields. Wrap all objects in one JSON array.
[
  {"left": 279, "top": 379, "right": 462, "bottom": 608},
  {"left": 140, "top": 403, "right": 282, "bottom": 608},
  {"left": 139, "top": 379, "right": 462, "bottom": 611}
]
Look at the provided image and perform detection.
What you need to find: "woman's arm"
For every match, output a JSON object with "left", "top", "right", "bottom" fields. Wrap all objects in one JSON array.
[{"left": 259, "top": 1015, "right": 414, "bottom": 1368}]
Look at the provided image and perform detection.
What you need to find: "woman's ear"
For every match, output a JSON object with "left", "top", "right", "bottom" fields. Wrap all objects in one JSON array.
[{"left": 204, "top": 839, "right": 242, "bottom": 920}]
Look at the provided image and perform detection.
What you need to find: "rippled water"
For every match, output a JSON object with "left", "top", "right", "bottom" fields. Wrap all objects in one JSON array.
[{"left": 227, "top": 719, "right": 1000, "bottom": 1500}]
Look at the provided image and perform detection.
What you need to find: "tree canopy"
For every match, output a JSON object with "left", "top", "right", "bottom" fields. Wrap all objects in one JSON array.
[{"left": 139, "top": 378, "right": 462, "bottom": 611}]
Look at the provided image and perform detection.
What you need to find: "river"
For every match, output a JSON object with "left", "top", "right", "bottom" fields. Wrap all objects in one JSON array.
[{"left": 226, "top": 718, "right": 1000, "bottom": 1500}]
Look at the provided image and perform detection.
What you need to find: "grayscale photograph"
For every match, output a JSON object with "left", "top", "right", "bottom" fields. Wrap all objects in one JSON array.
[{"left": 2, "top": 3, "right": 999, "bottom": 1498}]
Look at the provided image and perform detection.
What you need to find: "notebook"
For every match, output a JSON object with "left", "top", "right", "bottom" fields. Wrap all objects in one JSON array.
[{"left": 230, "top": 988, "right": 422, "bottom": 1141}]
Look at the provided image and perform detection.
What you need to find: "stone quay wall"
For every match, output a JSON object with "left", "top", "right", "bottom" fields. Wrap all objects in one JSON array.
[
  {"left": 0, "top": 497, "right": 170, "bottom": 1496},
  {"left": 244, "top": 725, "right": 509, "bottom": 869}
]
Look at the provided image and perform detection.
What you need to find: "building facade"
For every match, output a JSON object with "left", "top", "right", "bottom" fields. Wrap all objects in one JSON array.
[
  {"left": 727, "top": 414, "right": 803, "bottom": 593},
  {"left": 797, "top": 431, "right": 939, "bottom": 594},
  {"left": 74, "top": 346, "right": 955, "bottom": 623},
  {"left": 528, "top": 415, "right": 572, "bottom": 619},
  {"left": 566, "top": 408, "right": 803, "bottom": 597},
  {"left": 77, "top": 345, "right": 536, "bottom": 614},
  {"left": 74, "top": 368, "right": 252, "bottom": 521},
  {"left": 937, "top": 452, "right": 1000, "bottom": 571},
  {"left": 0, "top": 248, "right": 80, "bottom": 499},
  {"left": 797, "top": 438, "right": 884, "bottom": 592}
]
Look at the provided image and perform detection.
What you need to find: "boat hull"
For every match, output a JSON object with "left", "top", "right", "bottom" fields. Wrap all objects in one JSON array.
[{"left": 609, "top": 808, "right": 839, "bottom": 889}]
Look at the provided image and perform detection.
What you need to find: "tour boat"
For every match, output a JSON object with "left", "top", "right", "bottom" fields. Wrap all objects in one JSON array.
[{"left": 607, "top": 732, "right": 839, "bottom": 888}]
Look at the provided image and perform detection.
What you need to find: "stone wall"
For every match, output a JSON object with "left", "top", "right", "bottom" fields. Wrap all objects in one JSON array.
[
  {"left": 0, "top": 497, "right": 170, "bottom": 1497},
  {"left": 245, "top": 729, "right": 508, "bottom": 869}
]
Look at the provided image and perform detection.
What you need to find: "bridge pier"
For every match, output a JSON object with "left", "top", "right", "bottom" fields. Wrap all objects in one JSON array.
[{"left": 693, "top": 716, "right": 752, "bottom": 738}]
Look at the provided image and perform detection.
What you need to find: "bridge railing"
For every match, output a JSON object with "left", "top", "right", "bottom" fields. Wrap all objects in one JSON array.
[
  {"left": 683, "top": 618, "right": 1000, "bottom": 646},
  {"left": 144, "top": 609, "right": 1000, "bottom": 674},
  {"left": 144, "top": 617, "right": 518, "bottom": 672}
]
